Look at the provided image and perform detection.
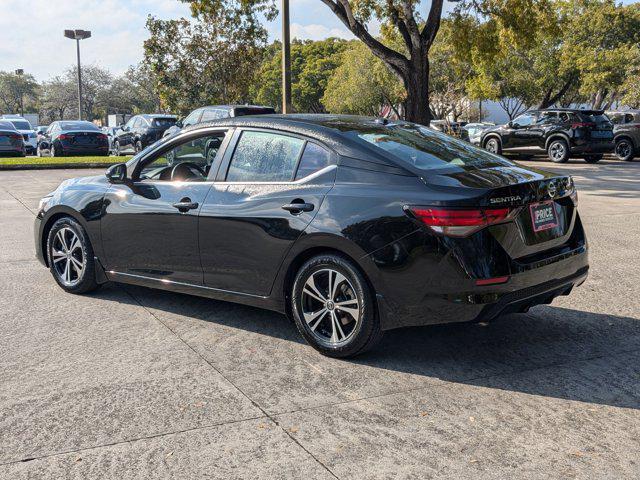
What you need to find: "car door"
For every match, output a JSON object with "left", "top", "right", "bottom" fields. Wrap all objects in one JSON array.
[
  {"left": 509, "top": 113, "right": 537, "bottom": 150},
  {"left": 199, "top": 129, "right": 336, "bottom": 296},
  {"left": 527, "top": 112, "right": 556, "bottom": 151},
  {"left": 100, "top": 128, "right": 231, "bottom": 285}
]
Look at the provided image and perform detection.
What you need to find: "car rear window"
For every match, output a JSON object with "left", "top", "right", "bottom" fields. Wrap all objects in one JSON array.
[
  {"left": 348, "top": 123, "right": 513, "bottom": 172},
  {"left": 578, "top": 113, "right": 610, "bottom": 124},
  {"left": 59, "top": 121, "right": 99, "bottom": 131},
  {"left": 152, "top": 118, "right": 177, "bottom": 127},
  {"left": 9, "top": 120, "right": 31, "bottom": 130}
]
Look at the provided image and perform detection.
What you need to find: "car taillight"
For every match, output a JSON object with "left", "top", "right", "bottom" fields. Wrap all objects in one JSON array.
[
  {"left": 9, "top": 133, "right": 22, "bottom": 140},
  {"left": 58, "top": 134, "right": 70, "bottom": 140},
  {"left": 405, "top": 206, "right": 513, "bottom": 237}
]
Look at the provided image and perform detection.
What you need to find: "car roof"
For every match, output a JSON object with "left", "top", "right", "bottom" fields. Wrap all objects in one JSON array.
[
  {"left": 181, "top": 113, "right": 422, "bottom": 174},
  {"left": 140, "top": 114, "right": 177, "bottom": 119},
  {"left": 532, "top": 108, "right": 606, "bottom": 115},
  {"left": 199, "top": 105, "right": 274, "bottom": 111}
]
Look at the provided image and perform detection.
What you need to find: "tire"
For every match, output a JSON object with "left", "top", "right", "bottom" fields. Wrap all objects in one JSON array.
[
  {"left": 484, "top": 137, "right": 501, "bottom": 155},
  {"left": 547, "top": 139, "right": 569, "bottom": 163},
  {"left": 291, "top": 254, "right": 382, "bottom": 358},
  {"left": 51, "top": 142, "right": 64, "bottom": 157},
  {"left": 46, "top": 217, "right": 99, "bottom": 294},
  {"left": 615, "top": 138, "right": 635, "bottom": 162},
  {"left": 135, "top": 140, "right": 143, "bottom": 154},
  {"left": 36, "top": 145, "right": 42, "bottom": 157},
  {"left": 113, "top": 140, "right": 121, "bottom": 156},
  {"left": 584, "top": 154, "right": 603, "bottom": 164}
]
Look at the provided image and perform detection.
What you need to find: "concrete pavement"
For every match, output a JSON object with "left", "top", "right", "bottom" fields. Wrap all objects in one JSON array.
[{"left": 0, "top": 159, "right": 639, "bottom": 479}]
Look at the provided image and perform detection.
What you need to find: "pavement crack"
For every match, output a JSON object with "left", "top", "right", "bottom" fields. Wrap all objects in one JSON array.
[{"left": 0, "top": 184, "right": 37, "bottom": 216}]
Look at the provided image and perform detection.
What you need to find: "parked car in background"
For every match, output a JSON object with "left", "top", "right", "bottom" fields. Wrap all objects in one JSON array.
[
  {"left": 462, "top": 122, "right": 495, "bottom": 146},
  {"left": 36, "top": 125, "right": 49, "bottom": 135},
  {"left": 481, "top": 109, "right": 614, "bottom": 163},
  {"left": 163, "top": 105, "right": 276, "bottom": 138},
  {"left": 112, "top": 114, "right": 177, "bottom": 155},
  {"left": 37, "top": 121, "right": 109, "bottom": 157},
  {"left": 606, "top": 110, "right": 640, "bottom": 162},
  {"left": 430, "top": 120, "right": 468, "bottom": 139},
  {"left": 35, "top": 114, "right": 588, "bottom": 358},
  {"left": 0, "top": 120, "right": 26, "bottom": 157},
  {"left": 101, "top": 126, "right": 119, "bottom": 155},
  {"left": 0, "top": 115, "right": 37, "bottom": 155}
]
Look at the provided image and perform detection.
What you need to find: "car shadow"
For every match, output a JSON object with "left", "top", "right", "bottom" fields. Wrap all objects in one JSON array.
[{"left": 92, "top": 283, "right": 640, "bottom": 411}]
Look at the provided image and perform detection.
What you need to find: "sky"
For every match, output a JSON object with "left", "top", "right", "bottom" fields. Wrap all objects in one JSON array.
[{"left": 1, "top": 0, "right": 637, "bottom": 82}]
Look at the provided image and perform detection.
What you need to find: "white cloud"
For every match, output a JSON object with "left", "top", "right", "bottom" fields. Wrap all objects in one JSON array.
[{"left": 290, "top": 23, "right": 353, "bottom": 41}]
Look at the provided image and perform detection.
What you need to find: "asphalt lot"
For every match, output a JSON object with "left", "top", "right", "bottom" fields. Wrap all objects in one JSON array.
[{"left": 1, "top": 158, "right": 639, "bottom": 479}]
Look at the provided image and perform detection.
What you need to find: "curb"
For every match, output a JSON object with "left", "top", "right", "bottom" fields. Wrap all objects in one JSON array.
[{"left": 0, "top": 163, "right": 118, "bottom": 171}]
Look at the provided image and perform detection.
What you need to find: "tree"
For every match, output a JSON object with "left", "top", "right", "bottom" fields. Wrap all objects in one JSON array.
[
  {"left": 252, "top": 38, "right": 349, "bottom": 112},
  {"left": 0, "top": 71, "right": 39, "bottom": 115},
  {"left": 144, "top": 9, "right": 267, "bottom": 115},
  {"left": 38, "top": 76, "right": 76, "bottom": 123},
  {"left": 106, "top": 64, "right": 163, "bottom": 115},
  {"left": 322, "top": 41, "right": 404, "bottom": 116}
]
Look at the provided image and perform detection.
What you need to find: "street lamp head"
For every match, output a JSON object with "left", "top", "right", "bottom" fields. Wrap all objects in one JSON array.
[
  {"left": 15, "top": 69, "right": 23, "bottom": 75},
  {"left": 64, "top": 29, "right": 91, "bottom": 40}
]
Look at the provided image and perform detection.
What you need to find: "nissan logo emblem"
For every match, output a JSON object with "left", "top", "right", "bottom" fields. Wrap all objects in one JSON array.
[{"left": 547, "top": 181, "right": 557, "bottom": 199}]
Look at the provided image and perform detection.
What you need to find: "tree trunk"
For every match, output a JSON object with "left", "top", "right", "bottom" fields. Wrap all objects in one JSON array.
[{"left": 403, "top": 57, "right": 431, "bottom": 125}]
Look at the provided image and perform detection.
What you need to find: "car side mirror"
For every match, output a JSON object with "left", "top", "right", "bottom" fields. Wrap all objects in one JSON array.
[
  {"left": 106, "top": 163, "right": 127, "bottom": 184},
  {"left": 507, "top": 121, "right": 514, "bottom": 128},
  {"left": 175, "top": 120, "right": 183, "bottom": 128}
]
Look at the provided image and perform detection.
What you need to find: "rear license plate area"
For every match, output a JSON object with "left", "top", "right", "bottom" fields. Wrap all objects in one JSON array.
[
  {"left": 591, "top": 130, "right": 612, "bottom": 139},
  {"left": 530, "top": 201, "right": 558, "bottom": 232}
]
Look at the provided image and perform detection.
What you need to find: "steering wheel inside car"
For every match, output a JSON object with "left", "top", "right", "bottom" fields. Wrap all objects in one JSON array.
[{"left": 170, "top": 162, "right": 207, "bottom": 181}]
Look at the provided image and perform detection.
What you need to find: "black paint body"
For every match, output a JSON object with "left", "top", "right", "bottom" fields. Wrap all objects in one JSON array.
[{"left": 35, "top": 115, "right": 588, "bottom": 330}]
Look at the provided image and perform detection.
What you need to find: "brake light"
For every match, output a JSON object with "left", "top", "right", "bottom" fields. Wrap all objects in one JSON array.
[
  {"left": 571, "top": 122, "right": 595, "bottom": 128},
  {"left": 476, "top": 276, "right": 510, "bottom": 286},
  {"left": 8, "top": 133, "right": 22, "bottom": 140},
  {"left": 58, "top": 134, "right": 70, "bottom": 140},
  {"left": 406, "top": 206, "right": 513, "bottom": 237}
]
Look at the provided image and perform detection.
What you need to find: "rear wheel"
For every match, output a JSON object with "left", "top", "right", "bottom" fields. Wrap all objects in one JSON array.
[
  {"left": 547, "top": 139, "right": 569, "bottom": 163},
  {"left": 113, "top": 140, "right": 121, "bottom": 156},
  {"left": 484, "top": 137, "right": 501, "bottom": 155},
  {"left": 291, "top": 254, "right": 382, "bottom": 358},
  {"left": 584, "top": 154, "right": 603, "bottom": 164},
  {"left": 135, "top": 140, "right": 143, "bottom": 153},
  {"left": 51, "top": 142, "right": 64, "bottom": 157},
  {"left": 615, "top": 138, "right": 635, "bottom": 162},
  {"left": 47, "top": 217, "right": 99, "bottom": 294}
]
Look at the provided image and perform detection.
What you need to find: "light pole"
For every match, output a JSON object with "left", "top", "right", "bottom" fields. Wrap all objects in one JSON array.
[
  {"left": 14, "top": 69, "right": 24, "bottom": 116},
  {"left": 281, "top": 0, "right": 292, "bottom": 114},
  {"left": 64, "top": 29, "right": 91, "bottom": 120}
]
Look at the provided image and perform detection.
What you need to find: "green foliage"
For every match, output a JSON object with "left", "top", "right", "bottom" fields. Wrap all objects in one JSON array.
[
  {"left": 0, "top": 71, "right": 39, "bottom": 115},
  {"left": 322, "top": 41, "right": 404, "bottom": 116},
  {"left": 252, "top": 38, "right": 349, "bottom": 113},
  {"left": 144, "top": 12, "right": 267, "bottom": 115}
]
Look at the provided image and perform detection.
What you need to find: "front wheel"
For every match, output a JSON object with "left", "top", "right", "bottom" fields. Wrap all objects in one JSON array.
[
  {"left": 291, "top": 254, "right": 382, "bottom": 358},
  {"left": 47, "top": 217, "right": 99, "bottom": 294},
  {"left": 484, "top": 137, "right": 501, "bottom": 155},
  {"left": 547, "top": 139, "right": 569, "bottom": 163},
  {"left": 113, "top": 140, "right": 121, "bottom": 156},
  {"left": 135, "top": 140, "right": 143, "bottom": 154},
  {"left": 615, "top": 139, "right": 635, "bottom": 162},
  {"left": 584, "top": 154, "right": 603, "bottom": 164}
]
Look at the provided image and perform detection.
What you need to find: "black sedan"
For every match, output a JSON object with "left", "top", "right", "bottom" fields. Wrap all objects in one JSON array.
[
  {"left": 113, "top": 114, "right": 177, "bottom": 155},
  {"left": 35, "top": 115, "right": 588, "bottom": 358},
  {"left": 37, "top": 121, "right": 109, "bottom": 157}
]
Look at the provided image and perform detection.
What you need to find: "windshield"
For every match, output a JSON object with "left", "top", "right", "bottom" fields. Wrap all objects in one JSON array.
[
  {"left": 346, "top": 123, "right": 513, "bottom": 172},
  {"left": 59, "top": 121, "right": 99, "bottom": 131},
  {"left": 9, "top": 120, "right": 31, "bottom": 130},
  {"left": 0, "top": 121, "right": 16, "bottom": 130},
  {"left": 152, "top": 118, "right": 177, "bottom": 127}
]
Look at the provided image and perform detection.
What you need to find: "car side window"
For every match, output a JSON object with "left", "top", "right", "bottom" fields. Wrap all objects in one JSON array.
[
  {"left": 294, "top": 142, "right": 333, "bottom": 180},
  {"left": 537, "top": 112, "right": 557, "bottom": 124},
  {"left": 136, "top": 132, "right": 227, "bottom": 182},
  {"left": 226, "top": 131, "right": 305, "bottom": 182},
  {"left": 513, "top": 114, "right": 534, "bottom": 127},
  {"left": 124, "top": 117, "right": 136, "bottom": 129},
  {"left": 200, "top": 109, "right": 218, "bottom": 123},
  {"left": 183, "top": 109, "right": 201, "bottom": 127},
  {"left": 559, "top": 112, "right": 573, "bottom": 123}
]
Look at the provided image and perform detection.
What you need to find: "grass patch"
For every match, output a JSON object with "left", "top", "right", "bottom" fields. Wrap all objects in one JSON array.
[{"left": 0, "top": 156, "right": 132, "bottom": 166}]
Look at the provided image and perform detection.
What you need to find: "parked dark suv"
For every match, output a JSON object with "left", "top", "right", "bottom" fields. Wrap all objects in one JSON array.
[
  {"left": 481, "top": 109, "right": 614, "bottom": 163},
  {"left": 162, "top": 105, "right": 276, "bottom": 138},
  {"left": 113, "top": 114, "right": 177, "bottom": 155},
  {"left": 606, "top": 110, "right": 640, "bottom": 162}
]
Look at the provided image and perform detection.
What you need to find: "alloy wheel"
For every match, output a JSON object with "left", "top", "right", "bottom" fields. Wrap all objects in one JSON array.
[
  {"left": 300, "top": 268, "right": 360, "bottom": 346},
  {"left": 51, "top": 227, "right": 84, "bottom": 287},
  {"left": 550, "top": 142, "right": 566, "bottom": 161},
  {"left": 616, "top": 140, "right": 632, "bottom": 160},
  {"left": 486, "top": 139, "right": 498, "bottom": 153}
]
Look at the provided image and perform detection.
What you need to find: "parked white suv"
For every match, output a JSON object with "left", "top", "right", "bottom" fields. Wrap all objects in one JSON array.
[{"left": 1, "top": 115, "right": 37, "bottom": 155}]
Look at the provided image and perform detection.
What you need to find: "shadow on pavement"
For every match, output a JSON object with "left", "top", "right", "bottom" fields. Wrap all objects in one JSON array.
[{"left": 92, "top": 283, "right": 640, "bottom": 411}]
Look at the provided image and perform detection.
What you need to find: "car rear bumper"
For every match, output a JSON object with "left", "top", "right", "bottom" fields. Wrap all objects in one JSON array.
[
  {"left": 59, "top": 145, "right": 109, "bottom": 156},
  {"left": 375, "top": 244, "right": 589, "bottom": 330}
]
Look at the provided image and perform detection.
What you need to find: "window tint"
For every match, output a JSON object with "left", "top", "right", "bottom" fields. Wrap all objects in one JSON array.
[
  {"left": 59, "top": 121, "right": 98, "bottom": 131},
  {"left": 200, "top": 109, "right": 225, "bottom": 122},
  {"left": 295, "top": 142, "right": 332, "bottom": 180},
  {"left": 537, "top": 112, "right": 557, "bottom": 124},
  {"left": 133, "top": 118, "right": 145, "bottom": 128},
  {"left": 183, "top": 109, "right": 201, "bottom": 126},
  {"left": 227, "top": 131, "right": 304, "bottom": 182},
  {"left": 349, "top": 124, "right": 513, "bottom": 172},
  {"left": 152, "top": 117, "right": 176, "bottom": 127},
  {"left": 558, "top": 112, "right": 574, "bottom": 123},
  {"left": 9, "top": 120, "right": 32, "bottom": 130}
]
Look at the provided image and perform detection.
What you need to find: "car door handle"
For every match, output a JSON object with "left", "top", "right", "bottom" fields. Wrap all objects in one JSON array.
[
  {"left": 172, "top": 199, "right": 199, "bottom": 212},
  {"left": 282, "top": 202, "right": 314, "bottom": 214}
]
